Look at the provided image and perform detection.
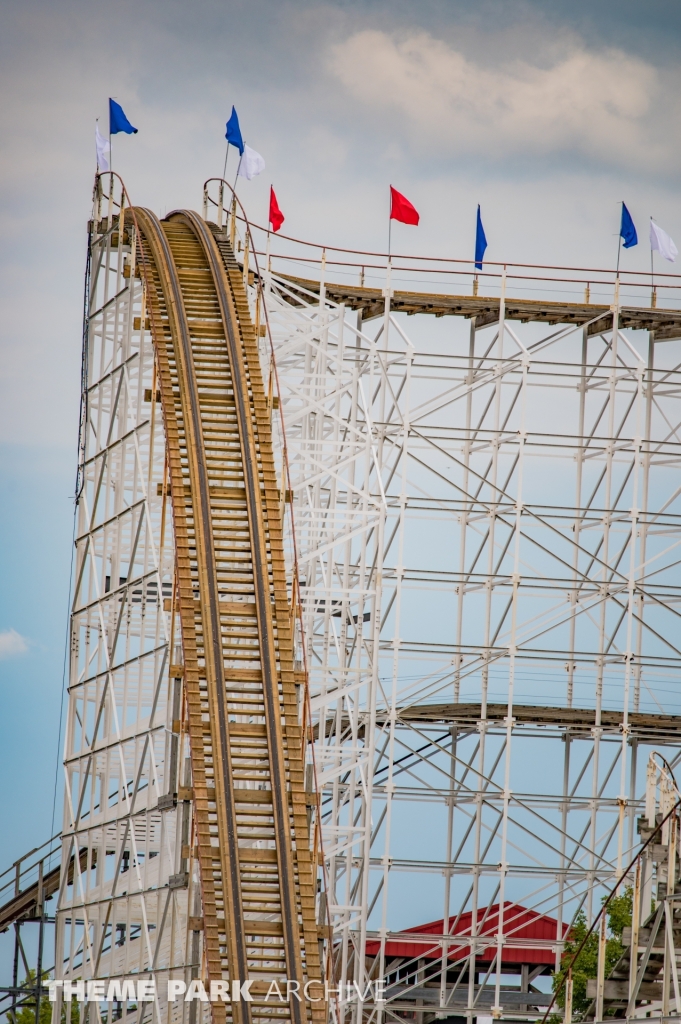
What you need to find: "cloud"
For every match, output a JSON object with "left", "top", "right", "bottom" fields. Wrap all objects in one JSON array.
[
  {"left": 328, "top": 29, "right": 672, "bottom": 169},
  {"left": 0, "top": 629, "right": 29, "bottom": 660}
]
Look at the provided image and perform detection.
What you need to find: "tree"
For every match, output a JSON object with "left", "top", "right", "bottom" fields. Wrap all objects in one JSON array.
[
  {"left": 12, "top": 972, "right": 79, "bottom": 1024},
  {"left": 552, "top": 888, "right": 632, "bottom": 1020}
]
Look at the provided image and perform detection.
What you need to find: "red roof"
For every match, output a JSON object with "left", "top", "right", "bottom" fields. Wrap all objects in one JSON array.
[{"left": 366, "top": 902, "right": 567, "bottom": 966}]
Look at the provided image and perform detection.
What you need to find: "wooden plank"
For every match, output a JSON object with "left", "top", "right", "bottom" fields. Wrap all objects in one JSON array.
[{"left": 278, "top": 272, "right": 681, "bottom": 333}]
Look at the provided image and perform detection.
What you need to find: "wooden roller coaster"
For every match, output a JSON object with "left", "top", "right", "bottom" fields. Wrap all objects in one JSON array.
[
  {"left": 131, "top": 207, "right": 325, "bottom": 1024},
  {"left": 8, "top": 171, "right": 681, "bottom": 1024}
]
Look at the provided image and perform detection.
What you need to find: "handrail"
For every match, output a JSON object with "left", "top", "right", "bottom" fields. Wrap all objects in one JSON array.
[
  {"left": 0, "top": 836, "right": 61, "bottom": 899},
  {"left": 203, "top": 176, "right": 681, "bottom": 284},
  {"left": 249, "top": 252, "right": 681, "bottom": 293}
]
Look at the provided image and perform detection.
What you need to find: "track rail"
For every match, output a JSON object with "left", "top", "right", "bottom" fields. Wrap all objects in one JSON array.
[{"left": 132, "top": 208, "right": 324, "bottom": 1024}]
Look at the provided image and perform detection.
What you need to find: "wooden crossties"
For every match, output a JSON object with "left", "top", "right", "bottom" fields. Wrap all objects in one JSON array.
[
  {"left": 382, "top": 703, "right": 681, "bottom": 745},
  {"left": 132, "top": 209, "right": 324, "bottom": 1024},
  {"left": 320, "top": 704, "right": 681, "bottom": 747},
  {"left": 278, "top": 275, "right": 681, "bottom": 337}
]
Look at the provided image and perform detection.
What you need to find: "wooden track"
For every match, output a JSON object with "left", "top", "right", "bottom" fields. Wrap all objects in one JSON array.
[
  {"left": 133, "top": 208, "right": 325, "bottom": 1024},
  {"left": 276, "top": 274, "right": 681, "bottom": 338}
]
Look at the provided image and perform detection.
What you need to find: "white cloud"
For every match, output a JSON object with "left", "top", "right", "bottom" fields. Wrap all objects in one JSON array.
[
  {"left": 0, "top": 629, "right": 29, "bottom": 660},
  {"left": 329, "top": 29, "right": 671, "bottom": 168}
]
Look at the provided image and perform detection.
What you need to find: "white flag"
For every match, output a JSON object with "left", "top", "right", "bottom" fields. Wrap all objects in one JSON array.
[
  {"left": 650, "top": 219, "right": 678, "bottom": 263},
  {"left": 237, "top": 143, "right": 265, "bottom": 180},
  {"left": 95, "top": 122, "right": 110, "bottom": 171}
]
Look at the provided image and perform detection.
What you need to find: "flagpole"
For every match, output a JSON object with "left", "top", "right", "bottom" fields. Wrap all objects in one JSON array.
[
  {"left": 616, "top": 236, "right": 622, "bottom": 276},
  {"left": 616, "top": 200, "right": 625, "bottom": 277},
  {"left": 228, "top": 158, "right": 241, "bottom": 244},
  {"left": 616, "top": 235, "right": 622, "bottom": 276},
  {"left": 388, "top": 186, "right": 392, "bottom": 261},
  {"left": 650, "top": 217, "right": 655, "bottom": 307},
  {"left": 108, "top": 98, "right": 113, "bottom": 173}
]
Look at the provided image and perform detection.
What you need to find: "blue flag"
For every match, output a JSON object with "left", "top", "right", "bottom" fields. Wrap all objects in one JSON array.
[
  {"left": 620, "top": 202, "right": 637, "bottom": 249},
  {"left": 225, "top": 106, "right": 244, "bottom": 155},
  {"left": 475, "top": 205, "right": 487, "bottom": 270},
  {"left": 109, "top": 98, "right": 137, "bottom": 135}
]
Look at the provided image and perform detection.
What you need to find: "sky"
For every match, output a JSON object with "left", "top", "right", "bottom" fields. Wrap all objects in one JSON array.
[{"left": 1, "top": 0, "right": 681, "bottom": 869}]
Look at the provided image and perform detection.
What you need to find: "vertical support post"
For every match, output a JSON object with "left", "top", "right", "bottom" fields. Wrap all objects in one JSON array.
[
  {"left": 217, "top": 180, "right": 224, "bottom": 229},
  {"left": 95, "top": 173, "right": 102, "bottom": 225},
  {"left": 669, "top": 813, "right": 677, "bottom": 895},
  {"left": 11, "top": 861, "right": 20, "bottom": 1024},
  {"left": 106, "top": 171, "right": 114, "bottom": 231},
  {"left": 628, "top": 738, "right": 639, "bottom": 865},
  {"left": 494, "top": 266, "right": 521, "bottom": 1020},
  {"left": 478, "top": 270, "right": 507, "bottom": 1023},
  {"left": 641, "top": 849, "right": 654, "bottom": 928},
  {"left": 595, "top": 913, "right": 607, "bottom": 1022},
  {"left": 664, "top": 896, "right": 681, "bottom": 1015},
  {"left": 663, "top": 899, "right": 671, "bottom": 1019},
  {"left": 35, "top": 859, "right": 45, "bottom": 1024},
  {"left": 633, "top": 331, "right": 655, "bottom": 713},
  {"left": 564, "top": 969, "right": 573, "bottom": 1024},
  {"left": 663, "top": 805, "right": 678, "bottom": 1018},
  {"left": 168, "top": 675, "right": 182, "bottom": 798},
  {"left": 567, "top": 325, "right": 588, "bottom": 708},
  {"left": 454, "top": 315, "right": 476, "bottom": 703},
  {"left": 616, "top": 340, "right": 644, "bottom": 873},
  {"left": 440, "top": 727, "right": 458, "bottom": 1010},
  {"left": 366, "top": 251, "right": 392, "bottom": 1024},
  {"left": 229, "top": 196, "right": 237, "bottom": 248},
  {"left": 629, "top": 860, "right": 641, "bottom": 1001},
  {"left": 556, "top": 732, "right": 571, "bottom": 971}
]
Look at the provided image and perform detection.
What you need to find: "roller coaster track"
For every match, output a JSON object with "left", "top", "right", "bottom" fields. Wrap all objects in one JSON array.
[{"left": 132, "top": 208, "right": 324, "bottom": 1024}]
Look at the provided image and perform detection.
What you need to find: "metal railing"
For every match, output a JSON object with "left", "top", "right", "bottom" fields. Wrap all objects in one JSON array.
[{"left": 0, "top": 836, "right": 61, "bottom": 1024}]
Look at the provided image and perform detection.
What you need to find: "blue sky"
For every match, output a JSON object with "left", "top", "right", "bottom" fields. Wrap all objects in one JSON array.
[{"left": 1, "top": 0, "right": 681, "bottom": 869}]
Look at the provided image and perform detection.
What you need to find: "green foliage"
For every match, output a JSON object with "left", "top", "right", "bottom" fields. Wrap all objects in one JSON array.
[
  {"left": 607, "top": 888, "right": 634, "bottom": 941},
  {"left": 552, "top": 887, "right": 633, "bottom": 1021},
  {"left": 13, "top": 971, "right": 53, "bottom": 1024},
  {"left": 11, "top": 972, "right": 79, "bottom": 1024},
  {"left": 553, "top": 910, "right": 598, "bottom": 1017}
]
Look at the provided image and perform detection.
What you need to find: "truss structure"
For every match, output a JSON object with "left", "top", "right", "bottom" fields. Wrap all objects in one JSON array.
[
  {"left": 55, "top": 179, "right": 193, "bottom": 1024},
  {"left": 252, "top": 221, "right": 681, "bottom": 1024},
  {"left": 52, "top": 174, "right": 681, "bottom": 1024}
]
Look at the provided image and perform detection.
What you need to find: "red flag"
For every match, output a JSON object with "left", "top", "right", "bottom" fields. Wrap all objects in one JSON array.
[
  {"left": 269, "top": 186, "right": 285, "bottom": 232},
  {"left": 390, "top": 186, "right": 419, "bottom": 226}
]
